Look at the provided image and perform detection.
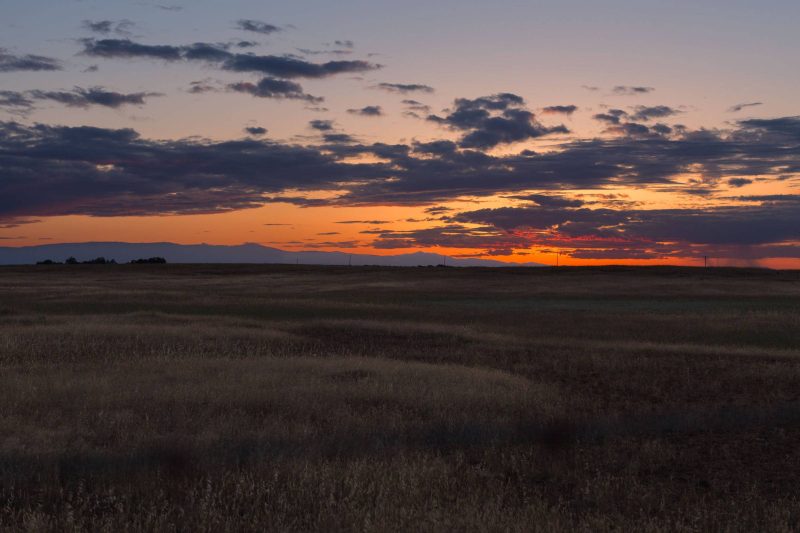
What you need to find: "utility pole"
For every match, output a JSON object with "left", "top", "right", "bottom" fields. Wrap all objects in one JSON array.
[
  {"left": 348, "top": 254, "right": 352, "bottom": 267},
  {"left": 442, "top": 255, "right": 447, "bottom": 266},
  {"left": 704, "top": 256, "right": 707, "bottom": 268},
  {"left": 556, "top": 251, "right": 560, "bottom": 267}
]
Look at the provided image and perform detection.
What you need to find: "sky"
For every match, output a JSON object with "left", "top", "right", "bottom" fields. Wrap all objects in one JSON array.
[{"left": 2, "top": 0, "right": 800, "bottom": 267}]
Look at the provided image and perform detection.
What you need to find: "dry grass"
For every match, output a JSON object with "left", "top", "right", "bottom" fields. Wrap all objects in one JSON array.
[{"left": 1, "top": 264, "right": 800, "bottom": 531}]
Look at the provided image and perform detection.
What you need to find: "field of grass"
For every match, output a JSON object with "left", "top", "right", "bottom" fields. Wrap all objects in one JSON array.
[{"left": 1, "top": 264, "right": 800, "bottom": 531}]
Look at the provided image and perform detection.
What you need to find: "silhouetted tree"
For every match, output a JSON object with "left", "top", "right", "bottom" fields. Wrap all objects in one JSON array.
[
  {"left": 130, "top": 257, "right": 167, "bottom": 264},
  {"left": 65, "top": 257, "right": 78, "bottom": 265}
]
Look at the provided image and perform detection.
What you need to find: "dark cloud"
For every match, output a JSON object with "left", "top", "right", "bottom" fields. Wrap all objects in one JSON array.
[
  {"left": 402, "top": 99, "right": 431, "bottom": 112},
  {"left": 424, "top": 206, "right": 453, "bottom": 215},
  {"left": 81, "top": 38, "right": 183, "bottom": 60},
  {"left": 322, "top": 133, "right": 355, "bottom": 143},
  {"left": 613, "top": 86, "right": 654, "bottom": 95},
  {"left": 81, "top": 39, "right": 379, "bottom": 78},
  {"left": 729, "top": 102, "right": 763, "bottom": 113},
  {"left": 428, "top": 93, "right": 568, "bottom": 149},
  {"left": 236, "top": 20, "right": 282, "bottom": 35},
  {"left": 309, "top": 119, "right": 334, "bottom": 131},
  {"left": 334, "top": 40, "right": 354, "bottom": 48},
  {"left": 29, "top": 87, "right": 161, "bottom": 108},
  {"left": 244, "top": 126, "right": 267, "bottom": 136},
  {"left": 222, "top": 54, "right": 378, "bottom": 78},
  {"left": 347, "top": 105, "right": 383, "bottom": 116},
  {"left": 82, "top": 19, "right": 134, "bottom": 36},
  {"left": 0, "top": 48, "right": 62, "bottom": 72},
  {"left": 592, "top": 109, "right": 628, "bottom": 125},
  {"left": 0, "top": 91, "right": 35, "bottom": 114},
  {"left": 452, "top": 198, "right": 800, "bottom": 250},
  {"left": 630, "top": 105, "right": 680, "bottom": 121},
  {"left": 3, "top": 117, "right": 800, "bottom": 228},
  {"left": 509, "top": 194, "right": 584, "bottom": 208},
  {"left": 187, "top": 79, "right": 220, "bottom": 94},
  {"left": 727, "top": 178, "right": 752, "bottom": 188},
  {"left": 542, "top": 105, "right": 577, "bottom": 115},
  {"left": 375, "top": 83, "right": 434, "bottom": 94},
  {"left": 371, "top": 224, "right": 529, "bottom": 252},
  {"left": 605, "top": 121, "right": 668, "bottom": 138},
  {"left": 228, "top": 77, "right": 322, "bottom": 102},
  {"left": 0, "top": 121, "right": 382, "bottom": 217},
  {"left": 413, "top": 140, "right": 458, "bottom": 156}
]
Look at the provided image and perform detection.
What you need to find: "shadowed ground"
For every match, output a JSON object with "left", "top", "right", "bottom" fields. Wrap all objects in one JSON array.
[{"left": 1, "top": 264, "right": 799, "bottom": 531}]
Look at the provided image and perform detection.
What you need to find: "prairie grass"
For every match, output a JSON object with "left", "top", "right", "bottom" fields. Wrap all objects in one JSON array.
[{"left": 1, "top": 264, "right": 799, "bottom": 531}]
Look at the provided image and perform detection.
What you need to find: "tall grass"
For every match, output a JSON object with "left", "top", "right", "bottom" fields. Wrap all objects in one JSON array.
[{"left": 1, "top": 264, "right": 799, "bottom": 531}]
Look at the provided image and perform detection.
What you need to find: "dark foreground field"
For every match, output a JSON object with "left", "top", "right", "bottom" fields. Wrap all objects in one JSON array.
[{"left": 1, "top": 264, "right": 800, "bottom": 531}]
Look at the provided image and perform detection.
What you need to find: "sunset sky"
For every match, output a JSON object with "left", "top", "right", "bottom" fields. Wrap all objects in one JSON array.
[{"left": 2, "top": 0, "right": 800, "bottom": 266}]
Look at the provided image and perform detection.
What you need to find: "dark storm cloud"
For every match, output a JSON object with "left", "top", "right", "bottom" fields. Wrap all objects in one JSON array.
[
  {"left": 80, "top": 39, "right": 380, "bottom": 78},
  {"left": 29, "top": 87, "right": 161, "bottom": 108},
  {"left": 613, "top": 86, "right": 654, "bottom": 95},
  {"left": 729, "top": 102, "right": 763, "bottom": 113},
  {"left": 541, "top": 105, "right": 577, "bottom": 115},
  {"left": 630, "top": 105, "right": 680, "bottom": 121},
  {"left": 236, "top": 20, "right": 282, "bottom": 35},
  {"left": 0, "top": 49, "right": 62, "bottom": 72},
  {"left": 375, "top": 83, "right": 434, "bottom": 94},
  {"left": 244, "top": 126, "right": 267, "bottom": 136},
  {"left": 347, "top": 105, "right": 383, "bottom": 116},
  {"left": 428, "top": 93, "right": 568, "bottom": 149},
  {"left": 309, "top": 119, "right": 334, "bottom": 131},
  {"left": 227, "top": 78, "right": 322, "bottom": 102}
]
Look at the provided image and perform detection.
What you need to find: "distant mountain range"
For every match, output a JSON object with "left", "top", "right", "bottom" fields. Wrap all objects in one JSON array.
[{"left": 0, "top": 242, "right": 546, "bottom": 267}]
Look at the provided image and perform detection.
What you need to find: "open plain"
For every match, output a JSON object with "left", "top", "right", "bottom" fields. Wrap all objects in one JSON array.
[{"left": 1, "top": 265, "right": 800, "bottom": 531}]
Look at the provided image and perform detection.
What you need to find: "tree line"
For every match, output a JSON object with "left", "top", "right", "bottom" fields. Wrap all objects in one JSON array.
[{"left": 36, "top": 257, "right": 167, "bottom": 265}]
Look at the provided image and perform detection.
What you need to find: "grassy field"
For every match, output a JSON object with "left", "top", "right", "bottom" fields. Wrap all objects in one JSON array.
[{"left": 1, "top": 264, "right": 800, "bottom": 531}]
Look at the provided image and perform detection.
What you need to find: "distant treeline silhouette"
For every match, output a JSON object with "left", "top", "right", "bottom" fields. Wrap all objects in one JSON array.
[{"left": 36, "top": 257, "right": 167, "bottom": 265}]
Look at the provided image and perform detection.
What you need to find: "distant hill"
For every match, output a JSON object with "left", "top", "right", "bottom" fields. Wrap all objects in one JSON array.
[{"left": 0, "top": 242, "right": 545, "bottom": 267}]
